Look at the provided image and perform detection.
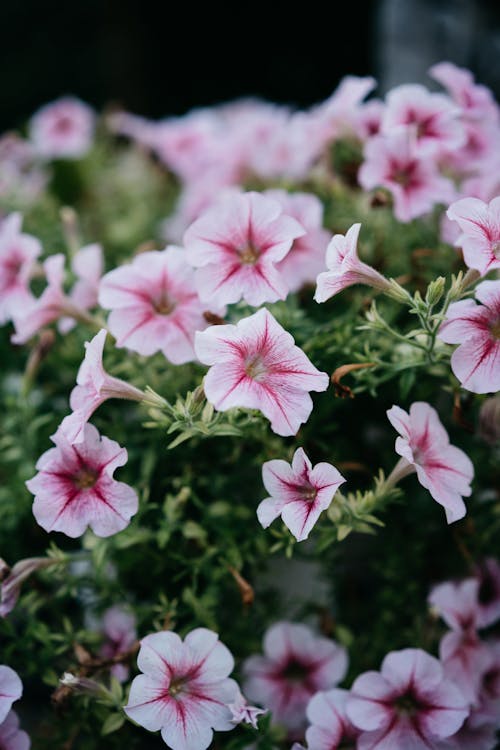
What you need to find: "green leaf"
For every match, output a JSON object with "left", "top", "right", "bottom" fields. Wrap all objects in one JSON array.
[{"left": 101, "top": 712, "right": 126, "bottom": 735}]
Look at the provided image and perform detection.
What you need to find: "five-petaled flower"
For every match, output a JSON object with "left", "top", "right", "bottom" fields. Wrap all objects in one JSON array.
[
  {"left": 243, "top": 621, "right": 348, "bottom": 735},
  {"left": 346, "top": 648, "right": 469, "bottom": 750},
  {"left": 124, "top": 628, "right": 238, "bottom": 750},
  {"left": 27, "top": 422, "right": 138, "bottom": 538},
  {"left": 438, "top": 280, "right": 500, "bottom": 394},
  {"left": 184, "top": 191, "right": 305, "bottom": 306},
  {"left": 195, "top": 308, "right": 329, "bottom": 437},
  {"left": 446, "top": 196, "right": 500, "bottom": 275},
  {"left": 29, "top": 97, "right": 95, "bottom": 160},
  {"left": 0, "top": 213, "right": 40, "bottom": 325},
  {"left": 386, "top": 401, "right": 474, "bottom": 523},
  {"left": 0, "top": 667, "right": 22, "bottom": 725},
  {"left": 99, "top": 246, "right": 223, "bottom": 364},
  {"left": 257, "top": 447, "right": 345, "bottom": 541},
  {"left": 100, "top": 606, "right": 137, "bottom": 682},
  {"left": 306, "top": 689, "right": 359, "bottom": 750}
]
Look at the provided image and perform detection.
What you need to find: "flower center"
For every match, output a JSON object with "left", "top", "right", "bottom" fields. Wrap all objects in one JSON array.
[
  {"left": 54, "top": 115, "right": 74, "bottom": 134},
  {"left": 299, "top": 484, "right": 317, "bottom": 502},
  {"left": 73, "top": 467, "right": 99, "bottom": 489},
  {"left": 244, "top": 353, "right": 267, "bottom": 381},
  {"left": 490, "top": 320, "right": 500, "bottom": 340},
  {"left": 238, "top": 244, "right": 260, "bottom": 265},
  {"left": 281, "top": 659, "right": 309, "bottom": 683},
  {"left": 491, "top": 240, "right": 500, "bottom": 259},
  {"left": 168, "top": 675, "right": 188, "bottom": 698},
  {"left": 153, "top": 293, "right": 175, "bottom": 316},
  {"left": 395, "top": 692, "right": 422, "bottom": 716}
]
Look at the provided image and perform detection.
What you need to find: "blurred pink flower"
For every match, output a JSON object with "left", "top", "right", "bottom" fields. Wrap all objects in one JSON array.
[
  {"left": 263, "top": 190, "right": 330, "bottom": 293},
  {"left": 429, "top": 579, "right": 481, "bottom": 632},
  {"left": 29, "top": 97, "right": 95, "bottom": 159},
  {"left": 346, "top": 648, "right": 468, "bottom": 750},
  {"left": 257, "top": 447, "right": 345, "bottom": 541},
  {"left": 387, "top": 402, "right": 474, "bottom": 523},
  {"left": 100, "top": 606, "right": 137, "bottom": 682},
  {"left": 195, "top": 308, "right": 329, "bottom": 437},
  {"left": 314, "top": 223, "right": 391, "bottom": 302},
  {"left": 184, "top": 191, "right": 305, "bottom": 306},
  {"left": 60, "top": 329, "right": 145, "bottom": 444},
  {"left": 99, "top": 246, "right": 223, "bottom": 364},
  {"left": 243, "top": 622, "right": 348, "bottom": 735},
  {"left": 0, "top": 557, "right": 55, "bottom": 618},
  {"left": 446, "top": 197, "right": 500, "bottom": 275},
  {"left": 27, "top": 422, "right": 138, "bottom": 538},
  {"left": 228, "top": 690, "right": 267, "bottom": 729},
  {"left": 313, "top": 76, "right": 376, "bottom": 142},
  {"left": 306, "top": 689, "right": 359, "bottom": 750},
  {"left": 429, "top": 62, "right": 499, "bottom": 124},
  {"left": 0, "top": 711, "right": 30, "bottom": 750},
  {"left": 358, "top": 132, "right": 455, "bottom": 222},
  {"left": 475, "top": 559, "right": 500, "bottom": 628},
  {"left": 438, "top": 280, "right": 500, "bottom": 394},
  {"left": 0, "top": 668, "right": 22, "bottom": 725},
  {"left": 0, "top": 213, "right": 40, "bottom": 324},
  {"left": 59, "top": 243, "right": 103, "bottom": 334},
  {"left": 124, "top": 628, "right": 238, "bottom": 750}
]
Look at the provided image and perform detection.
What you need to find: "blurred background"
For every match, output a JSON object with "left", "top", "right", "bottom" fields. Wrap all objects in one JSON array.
[{"left": 1, "top": 0, "right": 500, "bottom": 129}]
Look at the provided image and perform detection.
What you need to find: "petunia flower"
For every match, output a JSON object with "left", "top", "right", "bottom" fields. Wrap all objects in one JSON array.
[
  {"left": 184, "top": 191, "right": 305, "bottom": 306},
  {"left": 305, "top": 689, "right": 359, "bottom": 750},
  {"left": 257, "top": 447, "right": 345, "bottom": 541},
  {"left": 438, "top": 280, "right": 500, "bottom": 394},
  {"left": 446, "top": 197, "right": 500, "bottom": 275},
  {"left": 0, "top": 557, "right": 57, "bottom": 618},
  {"left": 0, "top": 668, "right": 22, "bottom": 725},
  {"left": 29, "top": 97, "right": 95, "bottom": 160},
  {"left": 99, "top": 606, "right": 137, "bottom": 682},
  {"left": 243, "top": 621, "right": 348, "bottom": 735},
  {"left": 346, "top": 648, "right": 468, "bottom": 750},
  {"left": 0, "top": 711, "right": 30, "bottom": 750},
  {"left": 26, "top": 422, "right": 138, "bottom": 538},
  {"left": 99, "top": 246, "right": 224, "bottom": 364},
  {"left": 387, "top": 402, "right": 474, "bottom": 524},
  {"left": 314, "top": 223, "right": 393, "bottom": 302},
  {"left": 59, "top": 243, "right": 103, "bottom": 334},
  {"left": 59, "top": 329, "right": 146, "bottom": 444},
  {"left": 228, "top": 690, "right": 267, "bottom": 729},
  {"left": 194, "top": 308, "right": 329, "bottom": 437},
  {"left": 124, "top": 628, "right": 238, "bottom": 750},
  {"left": 358, "top": 131, "right": 455, "bottom": 222},
  {"left": 0, "top": 213, "right": 40, "bottom": 325},
  {"left": 263, "top": 190, "right": 330, "bottom": 293},
  {"left": 429, "top": 62, "right": 499, "bottom": 124}
]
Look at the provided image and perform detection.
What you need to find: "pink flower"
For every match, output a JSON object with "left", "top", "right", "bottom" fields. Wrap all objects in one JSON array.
[
  {"left": 26, "top": 423, "right": 138, "bottom": 538},
  {"left": 475, "top": 559, "right": 500, "bottom": 629},
  {"left": 100, "top": 606, "right": 137, "bottom": 682},
  {"left": 228, "top": 690, "right": 267, "bottom": 729},
  {"left": 0, "top": 711, "right": 30, "bottom": 750},
  {"left": 0, "top": 557, "right": 56, "bottom": 618},
  {"left": 305, "top": 689, "right": 359, "bottom": 750},
  {"left": 429, "top": 579, "right": 481, "bottom": 633},
  {"left": 346, "top": 648, "right": 469, "bottom": 750},
  {"left": 59, "top": 243, "right": 103, "bottom": 334},
  {"left": 124, "top": 628, "right": 238, "bottom": 750},
  {"left": 387, "top": 402, "right": 474, "bottom": 523},
  {"left": 99, "top": 246, "right": 223, "bottom": 364},
  {"left": 313, "top": 76, "right": 376, "bottom": 141},
  {"left": 314, "top": 223, "right": 392, "bottom": 302},
  {"left": 257, "top": 448, "right": 345, "bottom": 542},
  {"left": 243, "top": 622, "right": 348, "bottom": 735},
  {"left": 194, "top": 308, "right": 329, "bottom": 437},
  {"left": 355, "top": 99, "right": 384, "bottom": 140},
  {"left": 29, "top": 97, "right": 95, "bottom": 159},
  {"left": 471, "top": 640, "right": 500, "bottom": 728},
  {"left": 446, "top": 197, "right": 500, "bottom": 275},
  {"left": 429, "top": 63, "right": 499, "bottom": 125},
  {"left": 60, "top": 329, "right": 145, "bottom": 444},
  {"left": 262, "top": 190, "right": 330, "bottom": 293},
  {"left": 0, "top": 213, "right": 40, "bottom": 324},
  {"left": 438, "top": 280, "right": 500, "bottom": 394},
  {"left": 184, "top": 191, "right": 305, "bottom": 306},
  {"left": 439, "top": 719, "right": 498, "bottom": 750},
  {"left": 358, "top": 132, "right": 455, "bottom": 222},
  {"left": 381, "top": 84, "right": 465, "bottom": 156},
  {"left": 0, "top": 667, "right": 22, "bottom": 724}
]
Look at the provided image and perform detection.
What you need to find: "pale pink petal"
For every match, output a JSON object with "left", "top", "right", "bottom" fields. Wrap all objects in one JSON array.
[{"left": 0, "top": 668, "right": 22, "bottom": 725}]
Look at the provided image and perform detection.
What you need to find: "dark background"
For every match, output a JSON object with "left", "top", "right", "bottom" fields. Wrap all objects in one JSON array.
[{"left": 1, "top": 0, "right": 500, "bottom": 131}]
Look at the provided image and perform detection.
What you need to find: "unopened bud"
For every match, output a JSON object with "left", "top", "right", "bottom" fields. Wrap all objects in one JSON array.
[{"left": 425, "top": 277, "right": 445, "bottom": 307}]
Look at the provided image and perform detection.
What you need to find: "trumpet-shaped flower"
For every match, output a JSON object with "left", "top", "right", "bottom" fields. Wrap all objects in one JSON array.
[
  {"left": 60, "top": 329, "right": 145, "bottom": 444},
  {"left": 195, "top": 308, "right": 329, "bottom": 437},
  {"left": 446, "top": 197, "right": 500, "bottom": 275},
  {"left": 358, "top": 132, "right": 455, "bottom": 222},
  {"left": 228, "top": 691, "right": 267, "bottom": 729},
  {"left": 124, "top": 628, "right": 238, "bottom": 750},
  {"left": 27, "top": 423, "right": 138, "bottom": 538},
  {"left": 346, "top": 648, "right": 468, "bottom": 750},
  {"left": 387, "top": 402, "right": 474, "bottom": 523},
  {"left": 314, "top": 223, "right": 391, "bottom": 302},
  {"left": 257, "top": 448, "right": 345, "bottom": 541},
  {"left": 0, "top": 711, "right": 30, "bottom": 750},
  {"left": 99, "top": 246, "right": 222, "bottom": 364},
  {"left": 100, "top": 606, "right": 137, "bottom": 682},
  {"left": 29, "top": 97, "right": 95, "bottom": 160},
  {"left": 243, "top": 622, "right": 348, "bottom": 734},
  {"left": 305, "top": 689, "right": 359, "bottom": 750},
  {"left": 0, "top": 668, "right": 22, "bottom": 725},
  {"left": 438, "top": 280, "right": 500, "bottom": 394},
  {"left": 184, "top": 191, "right": 305, "bottom": 306},
  {"left": 0, "top": 213, "right": 40, "bottom": 324}
]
